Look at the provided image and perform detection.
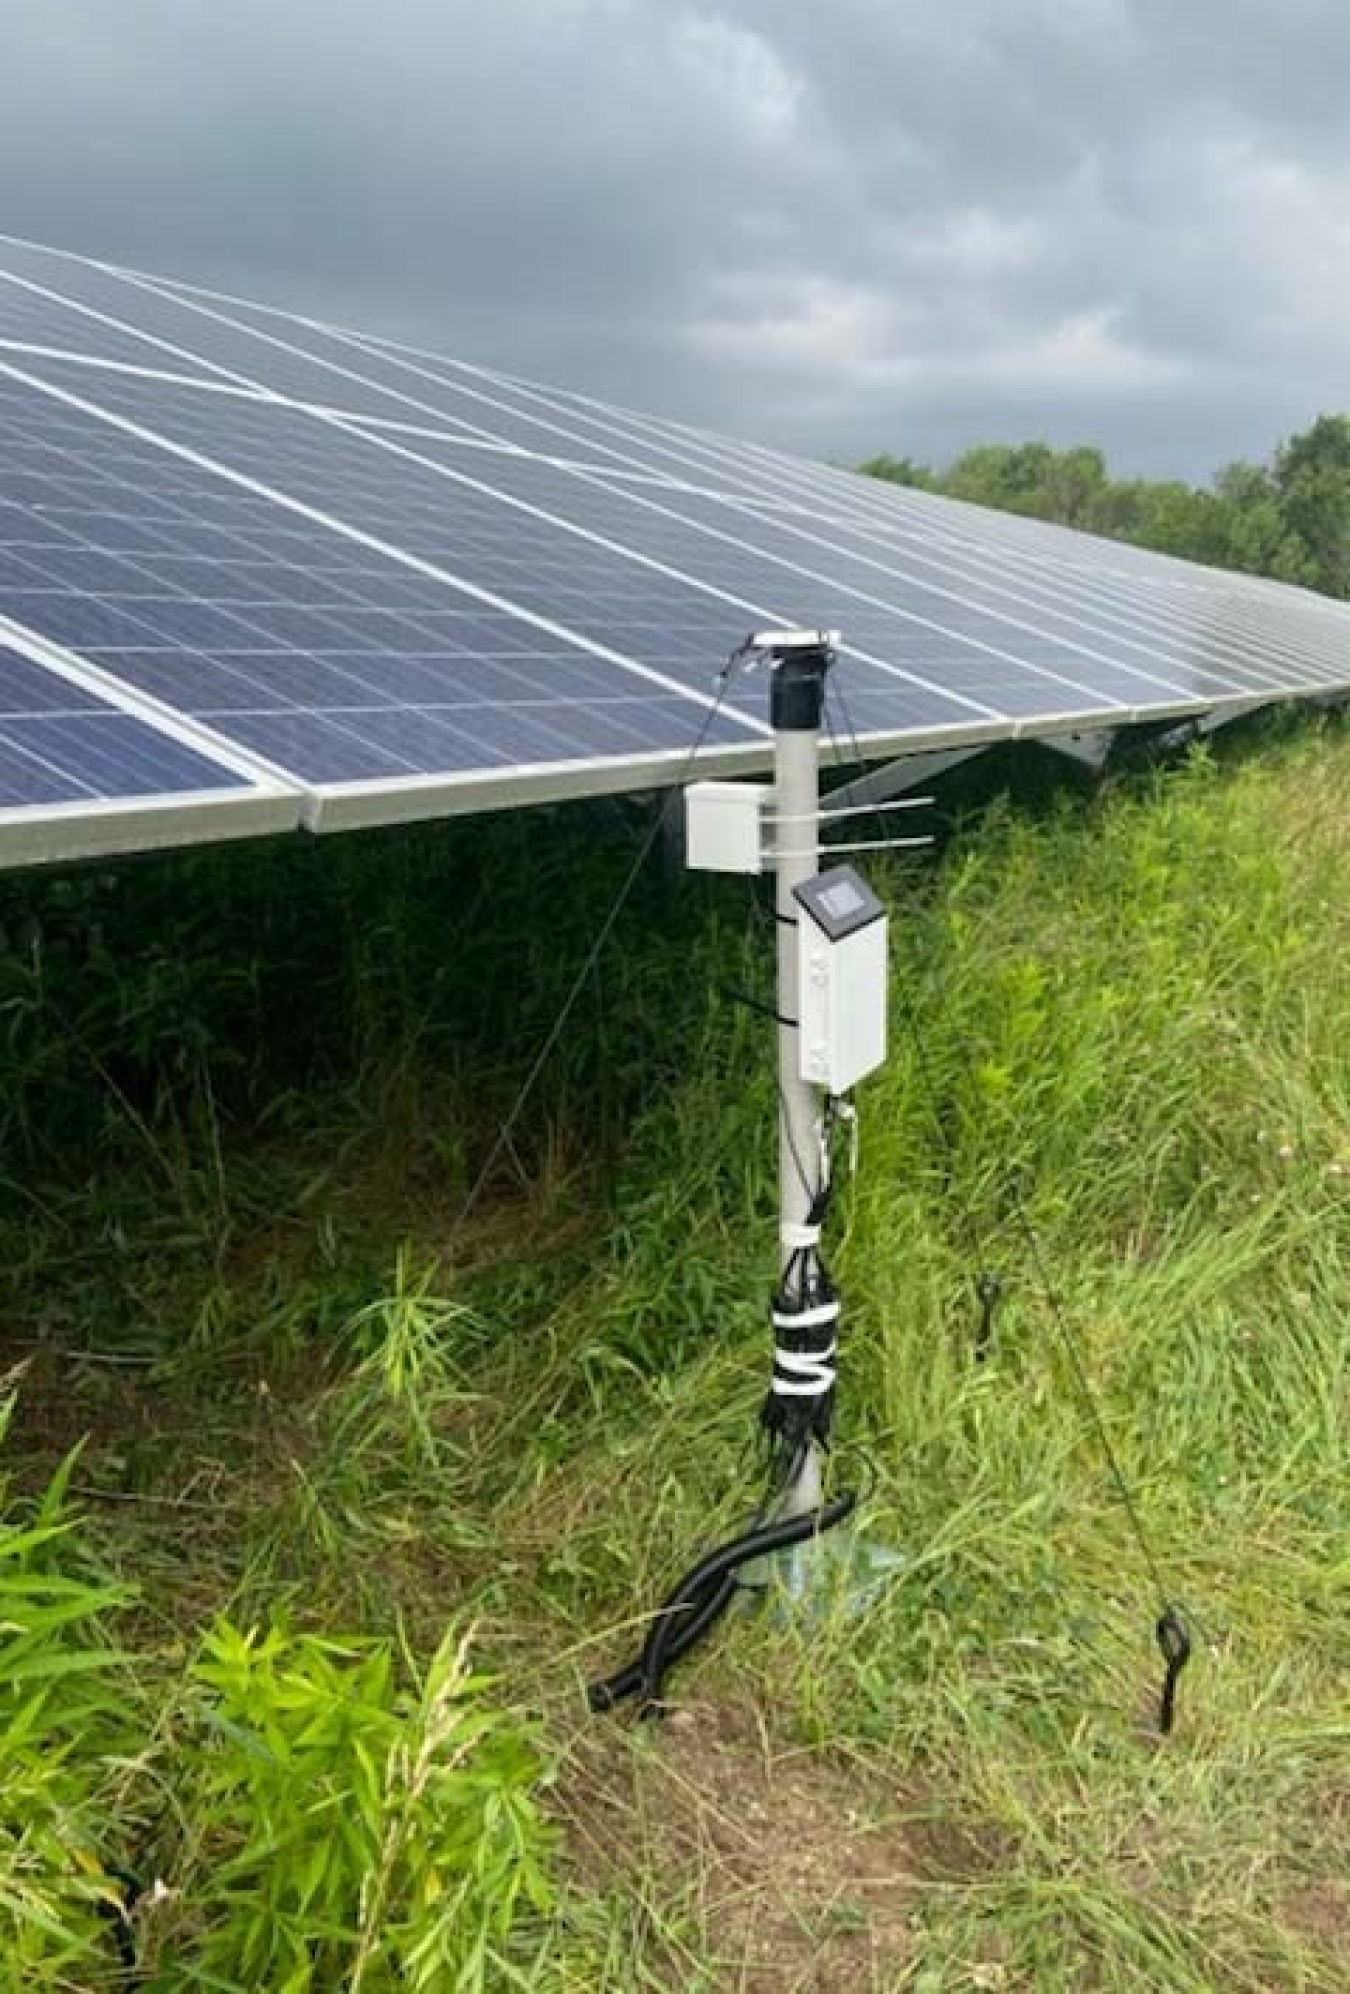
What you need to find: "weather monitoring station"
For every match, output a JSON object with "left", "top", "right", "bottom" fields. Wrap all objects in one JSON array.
[{"left": 3, "top": 234, "right": 1349, "bottom": 1722}]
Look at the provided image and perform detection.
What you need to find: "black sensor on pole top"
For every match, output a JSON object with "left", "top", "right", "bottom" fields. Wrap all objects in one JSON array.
[{"left": 761, "top": 627, "right": 837, "bottom": 732}]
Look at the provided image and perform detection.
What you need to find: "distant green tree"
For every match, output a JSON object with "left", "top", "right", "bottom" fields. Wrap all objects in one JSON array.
[
  {"left": 936, "top": 442, "right": 1108, "bottom": 527},
  {"left": 943, "top": 442, "right": 1052, "bottom": 515},
  {"left": 1213, "top": 459, "right": 1275, "bottom": 510},
  {"left": 1081, "top": 476, "right": 1151, "bottom": 541},
  {"left": 857, "top": 417, "right": 1350, "bottom": 599},
  {"left": 1273, "top": 415, "right": 1350, "bottom": 596},
  {"left": 1131, "top": 482, "right": 1227, "bottom": 563},
  {"left": 1211, "top": 460, "right": 1313, "bottom": 584},
  {"left": 1040, "top": 446, "right": 1108, "bottom": 527},
  {"left": 855, "top": 452, "right": 933, "bottom": 489}
]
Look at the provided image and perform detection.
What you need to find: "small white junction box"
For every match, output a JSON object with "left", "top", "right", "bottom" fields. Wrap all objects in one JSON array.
[
  {"left": 794, "top": 865, "right": 888, "bottom": 1092},
  {"left": 685, "top": 780, "right": 771, "bottom": 874}
]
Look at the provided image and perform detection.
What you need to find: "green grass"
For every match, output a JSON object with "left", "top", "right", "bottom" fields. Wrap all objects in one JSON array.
[{"left": 2, "top": 720, "right": 1350, "bottom": 1986}]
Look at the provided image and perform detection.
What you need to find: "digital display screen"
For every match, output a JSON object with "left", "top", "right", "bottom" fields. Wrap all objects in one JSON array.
[{"left": 820, "top": 879, "right": 865, "bottom": 920}]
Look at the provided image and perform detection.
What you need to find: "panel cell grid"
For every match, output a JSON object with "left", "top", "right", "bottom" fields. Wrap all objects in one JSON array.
[
  {"left": 0, "top": 366, "right": 761, "bottom": 788},
  {"left": 0, "top": 640, "right": 250, "bottom": 808},
  {"left": 29, "top": 365, "right": 1003, "bottom": 736}
]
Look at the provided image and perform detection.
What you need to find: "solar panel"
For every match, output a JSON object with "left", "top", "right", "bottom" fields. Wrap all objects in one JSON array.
[
  {"left": 0, "top": 627, "right": 300, "bottom": 866},
  {"left": 0, "top": 230, "right": 1349, "bottom": 865},
  {"left": 0, "top": 361, "right": 765, "bottom": 814}
]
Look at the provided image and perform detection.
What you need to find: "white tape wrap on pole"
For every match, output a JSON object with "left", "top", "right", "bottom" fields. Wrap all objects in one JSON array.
[
  {"left": 771, "top": 1339, "right": 839, "bottom": 1397},
  {"left": 780, "top": 1220, "right": 823, "bottom": 1250}
]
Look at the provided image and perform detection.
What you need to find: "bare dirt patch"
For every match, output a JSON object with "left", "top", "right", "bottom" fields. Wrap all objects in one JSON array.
[
  {"left": 554, "top": 1694, "right": 921, "bottom": 1991},
  {"left": 1281, "top": 1876, "right": 1350, "bottom": 1964}
]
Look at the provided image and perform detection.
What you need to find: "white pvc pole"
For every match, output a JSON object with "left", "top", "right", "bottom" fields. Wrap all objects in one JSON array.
[{"left": 774, "top": 705, "right": 824, "bottom": 1521}]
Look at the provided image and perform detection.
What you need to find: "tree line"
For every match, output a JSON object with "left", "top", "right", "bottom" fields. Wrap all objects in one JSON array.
[{"left": 858, "top": 414, "right": 1350, "bottom": 599}]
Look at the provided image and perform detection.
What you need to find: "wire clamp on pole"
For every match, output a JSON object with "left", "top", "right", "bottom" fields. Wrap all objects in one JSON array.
[
  {"left": 762, "top": 1250, "right": 840, "bottom": 1453},
  {"left": 830, "top": 1096, "right": 859, "bottom": 1176},
  {"left": 770, "top": 1335, "right": 838, "bottom": 1399}
]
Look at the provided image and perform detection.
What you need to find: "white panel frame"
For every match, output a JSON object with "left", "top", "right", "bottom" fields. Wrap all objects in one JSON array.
[{"left": 0, "top": 785, "right": 301, "bottom": 873}]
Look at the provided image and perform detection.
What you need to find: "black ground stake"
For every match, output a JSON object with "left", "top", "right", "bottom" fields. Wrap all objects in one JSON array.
[
  {"left": 974, "top": 1270, "right": 1003, "bottom": 1361},
  {"left": 1156, "top": 1605, "right": 1192, "bottom": 1736}
]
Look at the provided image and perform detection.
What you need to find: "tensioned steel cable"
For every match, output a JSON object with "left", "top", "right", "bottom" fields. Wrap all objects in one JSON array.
[
  {"left": 447, "top": 667, "right": 744, "bottom": 1240},
  {"left": 818, "top": 689, "right": 999, "bottom": 1299},
  {"left": 823, "top": 670, "right": 1193, "bottom": 1734}
]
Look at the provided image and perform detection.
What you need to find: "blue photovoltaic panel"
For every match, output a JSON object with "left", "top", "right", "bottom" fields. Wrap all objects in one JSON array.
[
  {"left": 564, "top": 391, "right": 1350, "bottom": 676},
  {"left": 493, "top": 380, "right": 1350, "bottom": 696},
  {"left": 1, "top": 232, "right": 1350, "bottom": 859},
  {"left": 0, "top": 639, "right": 250, "bottom": 807},
  {"left": 490, "top": 384, "right": 1350, "bottom": 685},
  {"left": 0, "top": 238, "right": 561, "bottom": 447},
  {"left": 475, "top": 370, "right": 1350, "bottom": 681},
  {"left": 14, "top": 360, "right": 994, "bottom": 744},
  {"left": 140, "top": 276, "right": 656, "bottom": 465},
  {"left": 133, "top": 260, "right": 752, "bottom": 475},
  {"left": 0, "top": 266, "right": 223, "bottom": 381},
  {"left": 352, "top": 433, "right": 1217, "bottom": 716},
  {"left": 50, "top": 353, "right": 1349, "bottom": 732},
  {"left": 0, "top": 364, "right": 762, "bottom": 789}
]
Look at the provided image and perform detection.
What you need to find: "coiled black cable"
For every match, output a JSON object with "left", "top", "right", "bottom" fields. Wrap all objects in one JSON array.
[
  {"left": 587, "top": 1569, "right": 740, "bottom": 1713},
  {"left": 588, "top": 1489, "right": 856, "bottom": 1715}
]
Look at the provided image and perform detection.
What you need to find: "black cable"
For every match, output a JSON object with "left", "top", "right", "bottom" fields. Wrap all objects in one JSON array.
[
  {"left": 587, "top": 1570, "right": 740, "bottom": 1712},
  {"left": 96, "top": 1868, "right": 143, "bottom": 1986},
  {"left": 974, "top": 1270, "right": 1003, "bottom": 1362},
  {"left": 590, "top": 1439, "right": 805, "bottom": 1710},
  {"left": 1156, "top": 1606, "right": 1192, "bottom": 1736},
  {"left": 587, "top": 1490, "right": 857, "bottom": 1715},
  {"left": 636, "top": 1495, "right": 855, "bottom": 1715}
]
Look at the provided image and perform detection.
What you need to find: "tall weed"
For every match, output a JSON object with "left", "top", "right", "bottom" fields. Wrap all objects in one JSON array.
[
  {"left": 147, "top": 1619, "right": 553, "bottom": 1989},
  {"left": 0, "top": 1403, "right": 133, "bottom": 1987}
]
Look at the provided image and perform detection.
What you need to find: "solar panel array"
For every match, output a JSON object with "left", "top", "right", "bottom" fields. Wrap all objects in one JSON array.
[{"left": 0, "top": 232, "right": 1348, "bottom": 868}]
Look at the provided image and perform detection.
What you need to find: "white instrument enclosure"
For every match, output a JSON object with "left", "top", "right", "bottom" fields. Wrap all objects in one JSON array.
[
  {"left": 685, "top": 779, "right": 771, "bottom": 874},
  {"left": 793, "top": 865, "right": 888, "bottom": 1091}
]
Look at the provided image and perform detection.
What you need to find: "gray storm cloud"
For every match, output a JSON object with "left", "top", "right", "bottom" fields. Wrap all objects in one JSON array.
[{"left": 2, "top": 0, "right": 1347, "bottom": 477}]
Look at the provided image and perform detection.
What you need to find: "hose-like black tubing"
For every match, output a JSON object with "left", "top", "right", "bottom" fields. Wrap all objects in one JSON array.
[
  {"left": 587, "top": 1490, "right": 856, "bottom": 1715},
  {"left": 588, "top": 1568, "right": 741, "bottom": 1712},
  {"left": 637, "top": 1493, "right": 856, "bottom": 1714}
]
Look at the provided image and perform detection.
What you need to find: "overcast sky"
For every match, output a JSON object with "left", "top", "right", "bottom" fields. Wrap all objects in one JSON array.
[{"left": 3, "top": 1, "right": 1345, "bottom": 480}]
